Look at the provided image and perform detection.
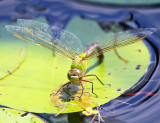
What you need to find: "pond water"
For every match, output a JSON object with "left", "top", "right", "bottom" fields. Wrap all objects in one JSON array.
[{"left": 0, "top": 0, "right": 160, "bottom": 123}]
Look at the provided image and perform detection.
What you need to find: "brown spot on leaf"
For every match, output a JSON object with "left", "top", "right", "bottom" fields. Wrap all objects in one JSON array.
[{"left": 8, "top": 71, "right": 11, "bottom": 74}]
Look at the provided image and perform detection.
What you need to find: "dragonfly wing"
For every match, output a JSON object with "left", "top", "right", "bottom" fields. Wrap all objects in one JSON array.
[
  {"left": 17, "top": 19, "right": 85, "bottom": 56},
  {"left": 5, "top": 25, "right": 74, "bottom": 60},
  {"left": 84, "top": 28, "right": 156, "bottom": 59},
  {"left": 17, "top": 19, "right": 52, "bottom": 34},
  {"left": 50, "top": 26, "right": 85, "bottom": 55}
]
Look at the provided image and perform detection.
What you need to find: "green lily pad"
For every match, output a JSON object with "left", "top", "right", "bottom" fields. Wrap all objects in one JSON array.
[
  {"left": 0, "top": 24, "right": 27, "bottom": 80},
  {"left": 0, "top": 108, "right": 46, "bottom": 123},
  {"left": 0, "top": 17, "right": 149, "bottom": 113}
]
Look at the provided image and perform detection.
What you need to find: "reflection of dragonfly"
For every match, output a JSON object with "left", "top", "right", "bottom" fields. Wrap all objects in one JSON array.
[{"left": 5, "top": 19, "right": 156, "bottom": 97}]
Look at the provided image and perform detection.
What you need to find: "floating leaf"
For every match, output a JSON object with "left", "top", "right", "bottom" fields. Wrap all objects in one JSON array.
[
  {"left": 0, "top": 24, "right": 27, "bottom": 80},
  {"left": 0, "top": 17, "right": 150, "bottom": 113},
  {"left": 0, "top": 108, "right": 46, "bottom": 123}
]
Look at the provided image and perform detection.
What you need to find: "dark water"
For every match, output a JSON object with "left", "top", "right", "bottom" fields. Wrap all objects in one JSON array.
[{"left": 0, "top": 0, "right": 160, "bottom": 123}]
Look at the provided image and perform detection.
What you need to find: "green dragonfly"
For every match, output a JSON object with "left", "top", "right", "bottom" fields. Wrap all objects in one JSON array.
[{"left": 5, "top": 19, "right": 156, "bottom": 97}]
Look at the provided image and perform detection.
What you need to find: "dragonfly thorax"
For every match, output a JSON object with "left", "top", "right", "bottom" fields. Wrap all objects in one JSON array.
[{"left": 68, "top": 69, "right": 83, "bottom": 85}]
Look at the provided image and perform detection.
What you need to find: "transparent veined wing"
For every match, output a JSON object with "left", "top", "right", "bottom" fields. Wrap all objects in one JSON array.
[
  {"left": 50, "top": 26, "right": 85, "bottom": 55},
  {"left": 5, "top": 25, "right": 73, "bottom": 60},
  {"left": 84, "top": 28, "right": 156, "bottom": 60},
  {"left": 5, "top": 19, "right": 85, "bottom": 60},
  {"left": 17, "top": 19, "right": 85, "bottom": 55}
]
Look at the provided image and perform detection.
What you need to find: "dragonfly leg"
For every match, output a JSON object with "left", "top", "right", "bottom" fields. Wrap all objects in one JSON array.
[
  {"left": 113, "top": 31, "right": 128, "bottom": 63},
  {"left": 81, "top": 80, "right": 98, "bottom": 98},
  {"left": 77, "top": 81, "right": 84, "bottom": 101},
  {"left": 114, "top": 49, "right": 128, "bottom": 63},
  {"left": 52, "top": 82, "right": 71, "bottom": 96},
  {"left": 83, "top": 74, "right": 111, "bottom": 86}
]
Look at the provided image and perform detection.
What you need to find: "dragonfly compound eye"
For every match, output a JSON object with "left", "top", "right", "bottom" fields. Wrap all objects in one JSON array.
[{"left": 67, "top": 69, "right": 83, "bottom": 80}]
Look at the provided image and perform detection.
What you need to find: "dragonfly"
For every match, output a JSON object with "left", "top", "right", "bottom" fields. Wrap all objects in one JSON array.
[{"left": 5, "top": 19, "right": 156, "bottom": 98}]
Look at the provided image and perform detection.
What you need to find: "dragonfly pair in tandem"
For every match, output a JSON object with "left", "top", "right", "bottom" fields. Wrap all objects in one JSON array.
[{"left": 5, "top": 19, "right": 156, "bottom": 98}]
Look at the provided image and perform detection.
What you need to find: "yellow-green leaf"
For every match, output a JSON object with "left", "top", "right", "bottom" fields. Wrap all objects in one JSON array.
[{"left": 0, "top": 17, "right": 150, "bottom": 113}]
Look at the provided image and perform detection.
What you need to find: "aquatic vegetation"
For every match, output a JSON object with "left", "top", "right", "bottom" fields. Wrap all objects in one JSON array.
[
  {"left": 0, "top": 108, "right": 46, "bottom": 123},
  {"left": 5, "top": 19, "right": 155, "bottom": 97},
  {"left": 0, "top": 17, "right": 154, "bottom": 113}
]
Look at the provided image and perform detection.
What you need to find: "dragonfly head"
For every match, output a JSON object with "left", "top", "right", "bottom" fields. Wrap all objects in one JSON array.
[{"left": 68, "top": 69, "right": 83, "bottom": 84}]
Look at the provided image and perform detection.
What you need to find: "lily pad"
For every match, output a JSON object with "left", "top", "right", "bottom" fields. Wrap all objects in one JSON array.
[
  {"left": 0, "top": 17, "right": 150, "bottom": 113},
  {"left": 0, "top": 108, "right": 46, "bottom": 123},
  {"left": 0, "top": 24, "right": 27, "bottom": 80}
]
